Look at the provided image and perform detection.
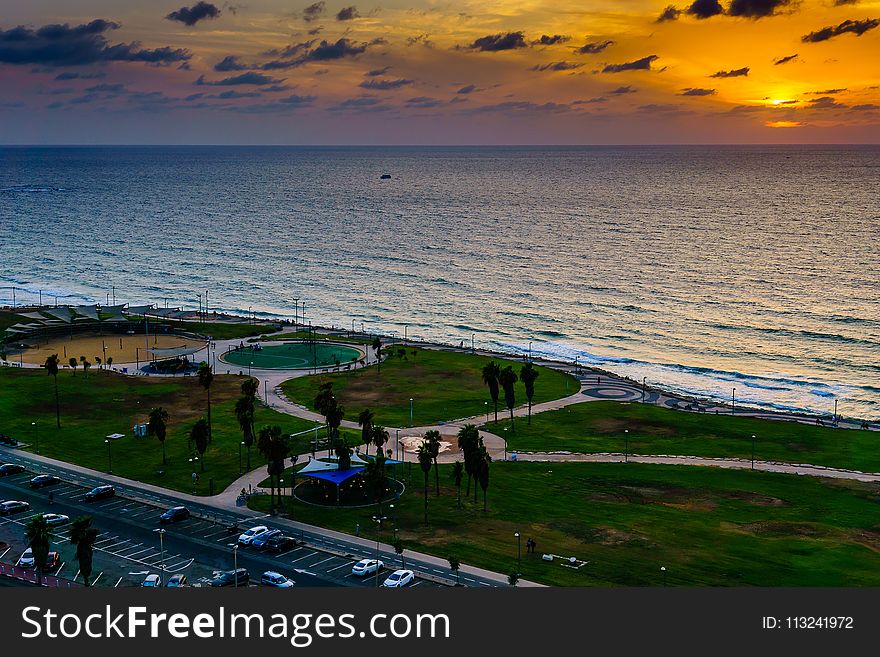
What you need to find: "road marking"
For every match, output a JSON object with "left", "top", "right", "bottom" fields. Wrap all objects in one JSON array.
[
  {"left": 290, "top": 552, "right": 318, "bottom": 564},
  {"left": 0, "top": 547, "right": 9, "bottom": 560},
  {"left": 278, "top": 546, "right": 304, "bottom": 558},
  {"left": 91, "top": 571, "right": 103, "bottom": 586},
  {"left": 203, "top": 528, "right": 230, "bottom": 539},
  {"left": 124, "top": 547, "right": 156, "bottom": 558},
  {"left": 114, "top": 577, "right": 123, "bottom": 588},
  {"left": 326, "top": 562, "right": 352, "bottom": 573},
  {"left": 309, "top": 556, "right": 336, "bottom": 569}
]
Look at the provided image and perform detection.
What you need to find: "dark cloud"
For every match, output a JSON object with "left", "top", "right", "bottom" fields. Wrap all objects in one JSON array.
[
  {"left": 54, "top": 71, "right": 105, "bottom": 80},
  {"left": 728, "top": 0, "right": 792, "bottom": 18},
  {"left": 638, "top": 103, "right": 688, "bottom": 113},
  {"left": 680, "top": 87, "right": 716, "bottom": 96},
  {"left": 773, "top": 53, "right": 799, "bottom": 65},
  {"left": 573, "top": 97, "right": 608, "bottom": 104},
  {"left": 533, "top": 34, "right": 570, "bottom": 46},
  {"left": 457, "top": 84, "right": 477, "bottom": 94},
  {"left": 308, "top": 27, "right": 323, "bottom": 36},
  {"left": 359, "top": 78, "right": 414, "bottom": 90},
  {"left": 214, "top": 55, "right": 248, "bottom": 71},
  {"left": 336, "top": 6, "right": 360, "bottom": 21},
  {"left": 260, "top": 38, "right": 372, "bottom": 69},
  {"left": 406, "top": 96, "right": 444, "bottom": 108},
  {"left": 577, "top": 40, "right": 614, "bottom": 54},
  {"left": 264, "top": 40, "right": 315, "bottom": 59},
  {"left": 468, "top": 101, "right": 570, "bottom": 115},
  {"left": 833, "top": 0, "right": 859, "bottom": 4},
  {"left": 0, "top": 19, "right": 191, "bottom": 66},
  {"left": 656, "top": 5, "right": 682, "bottom": 22},
  {"left": 531, "top": 61, "right": 583, "bottom": 71},
  {"left": 329, "top": 96, "right": 390, "bottom": 112},
  {"left": 85, "top": 82, "right": 126, "bottom": 93},
  {"left": 303, "top": 2, "right": 325, "bottom": 22},
  {"left": 365, "top": 66, "right": 392, "bottom": 76},
  {"left": 469, "top": 32, "right": 528, "bottom": 51},
  {"left": 602, "top": 55, "right": 659, "bottom": 73},
  {"left": 808, "top": 96, "right": 847, "bottom": 109},
  {"left": 710, "top": 67, "right": 749, "bottom": 78},
  {"left": 852, "top": 103, "right": 879, "bottom": 110},
  {"left": 406, "top": 34, "right": 433, "bottom": 47},
  {"left": 196, "top": 72, "right": 282, "bottom": 85},
  {"left": 165, "top": 2, "right": 221, "bottom": 27},
  {"left": 210, "top": 90, "right": 261, "bottom": 99},
  {"left": 806, "top": 88, "right": 846, "bottom": 94},
  {"left": 687, "top": 0, "right": 724, "bottom": 19},
  {"left": 610, "top": 85, "right": 637, "bottom": 94},
  {"left": 802, "top": 18, "right": 879, "bottom": 42}
]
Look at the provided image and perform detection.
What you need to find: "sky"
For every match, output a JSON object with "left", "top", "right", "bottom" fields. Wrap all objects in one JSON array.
[{"left": 0, "top": 0, "right": 878, "bottom": 144}]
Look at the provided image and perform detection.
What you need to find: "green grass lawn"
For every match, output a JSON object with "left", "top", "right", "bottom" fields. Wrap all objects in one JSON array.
[
  {"left": 251, "top": 461, "right": 880, "bottom": 587},
  {"left": 499, "top": 401, "right": 880, "bottom": 472},
  {"left": 281, "top": 347, "right": 579, "bottom": 428},
  {"left": 0, "top": 367, "right": 319, "bottom": 494},
  {"left": 171, "top": 321, "right": 281, "bottom": 341}
]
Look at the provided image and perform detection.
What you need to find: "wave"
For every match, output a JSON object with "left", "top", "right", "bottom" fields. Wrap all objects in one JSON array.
[{"left": 0, "top": 185, "right": 66, "bottom": 194}]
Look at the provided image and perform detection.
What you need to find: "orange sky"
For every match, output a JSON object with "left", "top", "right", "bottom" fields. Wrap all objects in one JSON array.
[{"left": 0, "top": 1, "right": 878, "bottom": 143}]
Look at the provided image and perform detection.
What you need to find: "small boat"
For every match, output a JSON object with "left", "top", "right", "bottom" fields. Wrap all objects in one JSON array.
[{"left": 380, "top": 174, "right": 392, "bottom": 179}]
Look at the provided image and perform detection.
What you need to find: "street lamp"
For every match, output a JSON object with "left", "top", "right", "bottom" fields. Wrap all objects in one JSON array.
[
  {"left": 291, "top": 455, "right": 299, "bottom": 515},
  {"left": 485, "top": 401, "right": 489, "bottom": 423},
  {"left": 155, "top": 529, "right": 166, "bottom": 582},
  {"left": 732, "top": 388, "right": 736, "bottom": 415},
  {"left": 661, "top": 566, "right": 667, "bottom": 586},
  {"left": 642, "top": 377, "right": 647, "bottom": 402},
  {"left": 751, "top": 434, "right": 756, "bottom": 470},
  {"left": 372, "top": 513, "right": 387, "bottom": 588},
  {"left": 624, "top": 429, "right": 629, "bottom": 464},
  {"left": 104, "top": 439, "right": 112, "bottom": 473},
  {"left": 514, "top": 532, "right": 521, "bottom": 575},
  {"left": 31, "top": 421, "right": 38, "bottom": 455},
  {"left": 409, "top": 398, "right": 413, "bottom": 427},
  {"left": 279, "top": 478, "right": 285, "bottom": 513},
  {"left": 395, "top": 429, "right": 400, "bottom": 461},
  {"left": 233, "top": 545, "right": 239, "bottom": 588},
  {"left": 239, "top": 441, "right": 244, "bottom": 474},
  {"left": 528, "top": 341, "right": 532, "bottom": 362}
]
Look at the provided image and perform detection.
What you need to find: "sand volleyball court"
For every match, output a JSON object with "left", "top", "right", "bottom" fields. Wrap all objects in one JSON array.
[{"left": 19, "top": 332, "right": 207, "bottom": 366}]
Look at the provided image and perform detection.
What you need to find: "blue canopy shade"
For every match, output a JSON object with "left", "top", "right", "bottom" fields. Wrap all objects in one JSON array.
[{"left": 302, "top": 467, "right": 365, "bottom": 485}]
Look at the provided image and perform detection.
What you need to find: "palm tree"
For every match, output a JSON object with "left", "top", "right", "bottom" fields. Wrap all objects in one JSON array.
[
  {"left": 371, "top": 424, "right": 389, "bottom": 457},
  {"left": 393, "top": 538, "right": 406, "bottom": 569},
  {"left": 241, "top": 377, "right": 259, "bottom": 401},
  {"left": 45, "top": 354, "right": 61, "bottom": 428},
  {"left": 69, "top": 515, "right": 98, "bottom": 586},
  {"left": 498, "top": 365, "right": 518, "bottom": 431},
  {"left": 313, "top": 381, "right": 335, "bottom": 416},
  {"left": 371, "top": 337, "right": 382, "bottom": 373},
  {"left": 148, "top": 407, "right": 170, "bottom": 465},
  {"left": 190, "top": 418, "right": 209, "bottom": 472},
  {"left": 198, "top": 362, "right": 214, "bottom": 443},
  {"left": 24, "top": 514, "right": 51, "bottom": 585},
  {"left": 448, "top": 555, "right": 461, "bottom": 585},
  {"left": 326, "top": 402, "right": 345, "bottom": 450},
  {"left": 235, "top": 395, "right": 255, "bottom": 469},
  {"left": 477, "top": 448, "right": 492, "bottom": 512},
  {"left": 258, "top": 425, "right": 288, "bottom": 512},
  {"left": 79, "top": 355, "right": 87, "bottom": 379},
  {"left": 68, "top": 356, "right": 78, "bottom": 377},
  {"left": 417, "top": 441, "right": 432, "bottom": 525},
  {"left": 358, "top": 408, "right": 375, "bottom": 451},
  {"left": 424, "top": 429, "right": 441, "bottom": 496},
  {"left": 452, "top": 461, "right": 464, "bottom": 509},
  {"left": 333, "top": 437, "right": 352, "bottom": 470},
  {"left": 457, "top": 424, "right": 479, "bottom": 498},
  {"left": 481, "top": 361, "right": 501, "bottom": 423},
  {"left": 520, "top": 362, "right": 539, "bottom": 424},
  {"left": 364, "top": 453, "right": 387, "bottom": 512}
]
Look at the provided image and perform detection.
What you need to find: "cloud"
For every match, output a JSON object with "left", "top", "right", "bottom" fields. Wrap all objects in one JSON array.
[
  {"left": 802, "top": 18, "right": 879, "bottom": 42},
  {"left": 531, "top": 61, "right": 583, "bottom": 71},
  {"left": 0, "top": 20, "right": 191, "bottom": 66},
  {"left": 610, "top": 85, "right": 637, "bottom": 94},
  {"left": 457, "top": 84, "right": 477, "bottom": 94},
  {"left": 214, "top": 55, "right": 248, "bottom": 71},
  {"left": 468, "top": 101, "right": 570, "bottom": 115},
  {"left": 773, "top": 53, "right": 799, "bottom": 65},
  {"left": 336, "top": 6, "right": 359, "bottom": 21},
  {"left": 687, "top": 0, "right": 724, "bottom": 19},
  {"left": 833, "top": 0, "right": 859, "bottom": 4},
  {"left": 366, "top": 66, "right": 391, "bottom": 77},
  {"left": 406, "top": 96, "right": 444, "bottom": 108},
  {"left": 196, "top": 72, "right": 282, "bottom": 85},
  {"left": 680, "top": 87, "right": 716, "bottom": 96},
  {"left": 329, "top": 96, "right": 389, "bottom": 112},
  {"left": 806, "top": 88, "right": 846, "bottom": 95},
  {"left": 359, "top": 78, "right": 414, "bottom": 90},
  {"left": 406, "top": 34, "right": 433, "bottom": 47},
  {"left": 54, "top": 71, "right": 106, "bottom": 80},
  {"left": 209, "top": 90, "right": 261, "bottom": 99},
  {"left": 728, "top": 0, "right": 792, "bottom": 19},
  {"left": 261, "top": 38, "right": 373, "bottom": 69},
  {"left": 264, "top": 40, "right": 316, "bottom": 59},
  {"left": 577, "top": 40, "right": 614, "bottom": 54},
  {"left": 656, "top": 5, "right": 682, "bottom": 22},
  {"left": 602, "top": 55, "right": 659, "bottom": 73},
  {"left": 710, "top": 67, "right": 749, "bottom": 78},
  {"left": 573, "top": 97, "right": 608, "bottom": 104},
  {"left": 809, "top": 96, "right": 847, "bottom": 109},
  {"left": 468, "top": 32, "right": 528, "bottom": 52},
  {"left": 533, "top": 34, "right": 570, "bottom": 46},
  {"left": 302, "top": 2, "right": 325, "bottom": 22},
  {"left": 85, "top": 82, "right": 126, "bottom": 93},
  {"left": 165, "top": 2, "right": 221, "bottom": 27},
  {"left": 852, "top": 103, "right": 879, "bottom": 110}
]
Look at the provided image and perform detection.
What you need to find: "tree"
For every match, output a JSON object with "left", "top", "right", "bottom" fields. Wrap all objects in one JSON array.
[
  {"left": 82, "top": 360, "right": 91, "bottom": 379},
  {"left": 371, "top": 336, "right": 383, "bottom": 373},
  {"left": 69, "top": 515, "right": 98, "bottom": 586},
  {"left": 190, "top": 418, "right": 209, "bottom": 472},
  {"left": 198, "top": 362, "right": 214, "bottom": 443},
  {"left": 148, "top": 406, "right": 170, "bottom": 465},
  {"left": 24, "top": 514, "right": 51, "bottom": 585},
  {"left": 520, "top": 363, "right": 539, "bottom": 424},
  {"left": 452, "top": 461, "right": 464, "bottom": 509},
  {"left": 477, "top": 448, "right": 492, "bottom": 511},
  {"left": 235, "top": 396, "right": 255, "bottom": 469},
  {"left": 258, "top": 425, "right": 288, "bottom": 513},
  {"left": 333, "top": 436, "right": 352, "bottom": 471},
  {"left": 393, "top": 538, "right": 406, "bottom": 569},
  {"left": 107, "top": 356, "right": 113, "bottom": 368},
  {"left": 363, "top": 452, "right": 387, "bottom": 511},
  {"left": 357, "top": 408, "right": 375, "bottom": 451},
  {"left": 326, "top": 402, "right": 345, "bottom": 447},
  {"left": 79, "top": 355, "right": 87, "bottom": 379},
  {"left": 371, "top": 424, "right": 389, "bottom": 457},
  {"left": 498, "top": 365, "right": 518, "bottom": 431},
  {"left": 481, "top": 361, "right": 501, "bottom": 423},
  {"left": 417, "top": 440, "right": 432, "bottom": 525},
  {"left": 68, "top": 356, "right": 78, "bottom": 377},
  {"left": 424, "top": 429, "right": 442, "bottom": 496},
  {"left": 448, "top": 555, "right": 461, "bottom": 585},
  {"left": 314, "top": 381, "right": 335, "bottom": 417},
  {"left": 45, "top": 354, "right": 61, "bottom": 429},
  {"left": 457, "top": 424, "right": 480, "bottom": 499}
]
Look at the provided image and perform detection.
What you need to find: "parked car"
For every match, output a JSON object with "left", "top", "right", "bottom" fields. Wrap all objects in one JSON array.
[
  {"left": 18, "top": 549, "right": 60, "bottom": 570},
  {"left": 142, "top": 574, "right": 162, "bottom": 587},
  {"left": 260, "top": 571, "right": 294, "bottom": 588},
  {"left": 0, "top": 463, "right": 25, "bottom": 476},
  {"left": 44, "top": 551, "right": 60, "bottom": 570},
  {"left": 210, "top": 568, "right": 250, "bottom": 587},
  {"left": 250, "top": 529, "right": 282, "bottom": 550},
  {"left": 160, "top": 506, "right": 190, "bottom": 524},
  {"left": 382, "top": 569, "right": 414, "bottom": 588},
  {"left": 0, "top": 500, "right": 30, "bottom": 516},
  {"left": 43, "top": 513, "right": 70, "bottom": 527},
  {"left": 84, "top": 485, "right": 115, "bottom": 501},
  {"left": 264, "top": 534, "right": 296, "bottom": 553},
  {"left": 237, "top": 525, "right": 268, "bottom": 546},
  {"left": 17, "top": 548, "right": 35, "bottom": 568},
  {"left": 352, "top": 559, "right": 384, "bottom": 577},
  {"left": 166, "top": 574, "right": 188, "bottom": 588},
  {"left": 29, "top": 474, "right": 61, "bottom": 488}
]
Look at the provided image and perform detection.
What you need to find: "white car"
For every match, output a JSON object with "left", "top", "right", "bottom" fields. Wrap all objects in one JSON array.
[
  {"left": 43, "top": 513, "right": 70, "bottom": 527},
  {"left": 238, "top": 525, "right": 269, "bottom": 546},
  {"left": 18, "top": 548, "right": 35, "bottom": 568},
  {"left": 142, "top": 574, "right": 162, "bottom": 587},
  {"left": 261, "top": 571, "right": 295, "bottom": 588},
  {"left": 351, "top": 558, "right": 384, "bottom": 576},
  {"left": 382, "top": 569, "right": 414, "bottom": 588}
]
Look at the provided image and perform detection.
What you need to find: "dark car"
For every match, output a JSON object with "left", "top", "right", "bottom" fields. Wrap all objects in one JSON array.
[
  {"left": 210, "top": 568, "right": 249, "bottom": 587},
  {"left": 159, "top": 506, "right": 190, "bottom": 524},
  {"left": 29, "top": 474, "right": 61, "bottom": 488},
  {"left": 0, "top": 463, "right": 25, "bottom": 476},
  {"left": 0, "top": 500, "right": 30, "bottom": 516},
  {"left": 264, "top": 534, "right": 297, "bottom": 553},
  {"left": 84, "top": 485, "right": 115, "bottom": 501},
  {"left": 250, "top": 529, "right": 282, "bottom": 550},
  {"left": 166, "top": 574, "right": 188, "bottom": 588}
]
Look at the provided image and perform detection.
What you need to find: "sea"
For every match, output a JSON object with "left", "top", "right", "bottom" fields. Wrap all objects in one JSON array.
[{"left": 1, "top": 146, "right": 878, "bottom": 420}]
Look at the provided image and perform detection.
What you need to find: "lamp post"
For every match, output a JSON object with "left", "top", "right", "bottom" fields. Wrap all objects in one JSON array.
[
  {"left": 291, "top": 455, "right": 298, "bottom": 515},
  {"left": 233, "top": 545, "right": 239, "bottom": 588},
  {"left": 751, "top": 434, "right": 756, "bottom": 470},
  {"left": 409, "top": 398, "right": 413, "bottom": 428},
  {"left": 514, "top": 532, "right": 521, "bottom": 575},
  {"left": 642, "top": 377, "right": 647, "bottom": 402},
  {"left": 485, "top": 401, "right": 489, "bottom": 424},
  {"left": 104, "top": 439, "right": 112, "bottom": 473},
  {"left": 248, "top": 306, "right": 252, "bottom": 325},
  {"left": 294, "top": 299, "right": 299, "bottom": 328},
  {"left": 32, "top": 421, "right": 38, "bottom": 455},
  {"left": 624, "top": 429, "right": 629, "bottom": 464},
  {"left": 248, "top": 361, "right": 252, "bottom": 378},
  {"left": 404, "top": 325, "right": 408, "bottom": 344},
  {"left": 239, "top": 441, "right": 244, "bottom": 474},
  {"left": 155, "top": 528, "right": 166, "bottom": 582},
  {"left": 372, "top": 513, "right": 387, "bottom": 588},
  {"left": 471, "top": 334, "right": 475, "bottom": 353},
  {"left": 395, "top": 429, "right": 400, "bottom": 461},
  {"left": 661, "top": 566, "right": 667, "bottom": 586},
  {"left": 732, "top": 388, "right": 736, "bottom": 415},
  {"left": 528, "top": 341, "right": 532, "bottom": 362},
  {"left": 279, "top": 478, "right": 285, "bottom": 514}
]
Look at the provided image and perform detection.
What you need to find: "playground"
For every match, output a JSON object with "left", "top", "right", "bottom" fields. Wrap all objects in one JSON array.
[
  {"left": 13, "top": 332, "right": 207, "bottom": 366},
  {"left": 221, "top": 341, "right": 364, "bottom": 370}
]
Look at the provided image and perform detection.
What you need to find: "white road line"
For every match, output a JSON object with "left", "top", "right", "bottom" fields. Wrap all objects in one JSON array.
[
  {"left": 309, "top": 556, "right": 336, "bottom": 569},
  {"left": 278, "top": 547, "right": 304, "bottom": 558},
  {"left": 326, "top": 562, "right": 352, "bottom": 573},
  {"left": 54, "top": 563, "right": 65, "bottom": 576},
  {"left": 203, "top": 528, "right": 230, "bottom": 539},
  {"left": 0, "top": 547, "right": 9, "bottom": 560},
  {"left": 114, "top": 577, "right": 123, "bottom": 588},
  {"left": 410, "top": 581, "right": 423, "bottom": 587},
  {"left": 290, "top": 552, "right": 318, "bottom": 564},
  {"left": 125, "top": 547, "right": 156, "bottom": 558},
  {"left": 92, "top": 572, "right": 103, "bottom": 586}
]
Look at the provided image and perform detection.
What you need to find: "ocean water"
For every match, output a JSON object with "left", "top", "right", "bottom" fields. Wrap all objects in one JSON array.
[{"left": 1, "top": 146, "right": 878, "bottom": 420}]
